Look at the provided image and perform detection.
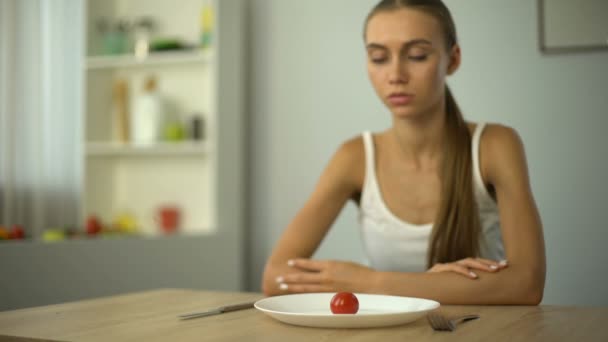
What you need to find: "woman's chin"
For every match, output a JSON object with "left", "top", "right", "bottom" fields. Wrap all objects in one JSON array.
[{"left": 391, "top": 107, "right": 420, "bottom": 119}]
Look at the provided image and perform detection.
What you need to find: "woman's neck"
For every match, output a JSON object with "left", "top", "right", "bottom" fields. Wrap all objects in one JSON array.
[{"left": 389, "top": 108, "right": 446, "bottom": 170}]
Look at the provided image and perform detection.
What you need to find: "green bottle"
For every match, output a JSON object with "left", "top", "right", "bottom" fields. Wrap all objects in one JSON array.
[{"left": 200, "top": 1, "right": 214, "bottom": 49}]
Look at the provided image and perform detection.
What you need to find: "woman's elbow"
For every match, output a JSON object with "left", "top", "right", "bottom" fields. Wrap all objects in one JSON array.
[
  {"left": 525, "top": 281, "right": 544, "bottom": 305},
  {"left": 516, "top": 285, "right": 543, "bottom": 305},
  {"left": 517, "top": 269, "right": 545, "bottom": 305},
  {"left": 261, "top": 265, "right": 282, "bottom": 297},
  {"left": 262, "top": 280, "right": 277, "bottom": 297}
]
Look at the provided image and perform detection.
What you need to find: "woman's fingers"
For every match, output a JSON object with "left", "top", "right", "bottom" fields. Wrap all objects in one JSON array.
[
  {"left": 429, "top": 263, "right": 478, "bottom": 279},
  {"left": 277, "top": 283, "right": 332, "bottom": 294},
  {"left": 475, "top": 258, "right": 509, "bottom": 269},
  {"left": 457, "top": 258, "right": 508, "bottom": 272},
  {"left": 457, "top": 258, "right": 497, "bottom": 272},
  {"left": 446, "top": 264, "right": 478, "bottom": 279},
  {"left": 275, "top": 260, "right": 327, "bottom": 293},
  {"left": 277, "top": 271, "right": 323, "bottom": 285},
  {"left": 427, "top": 258, "right": 510, "bottom": 280},
  {"left": 287, "top": 258, "right": 326, "bottom": 272},
  {"left": 275, "top": 271, "right": 331, "bottom": 293}
]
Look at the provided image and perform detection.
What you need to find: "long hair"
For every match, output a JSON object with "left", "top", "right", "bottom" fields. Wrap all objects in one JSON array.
[{"left": 364, "top": 0, "right": 481, "bottom": 268}]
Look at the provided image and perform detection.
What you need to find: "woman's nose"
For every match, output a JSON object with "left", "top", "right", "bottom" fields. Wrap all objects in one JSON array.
[{"left": 388, "top": 61, "right": 408, "bottom": 84}]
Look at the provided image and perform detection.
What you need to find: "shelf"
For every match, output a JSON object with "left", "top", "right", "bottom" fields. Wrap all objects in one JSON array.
[
  {"left": 86, "top": 141, "right": 209, "bottom": 157},
  {"left": 36, "top": 229, "right": 216, "bottom": 244},
  {"left": 86, "top": 50, "right": 214, "bottom": 70},
  {"left": 79, "top": 0, "right": 243, "bottom": 262}
]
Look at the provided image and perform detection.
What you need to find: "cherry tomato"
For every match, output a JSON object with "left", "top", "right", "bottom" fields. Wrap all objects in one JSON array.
[{"left": 330, "top": 292, "right": 359, "bottom": 314}]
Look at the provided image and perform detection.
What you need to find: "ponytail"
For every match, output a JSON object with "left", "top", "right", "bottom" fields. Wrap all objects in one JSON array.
[{"left": 427, "top": 86, "right": 481, "bottom": 267}]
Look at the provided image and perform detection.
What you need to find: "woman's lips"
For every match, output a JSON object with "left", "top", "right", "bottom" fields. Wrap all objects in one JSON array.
[{"left": 388, "top": 93, "right": 414, "bottom": 106}]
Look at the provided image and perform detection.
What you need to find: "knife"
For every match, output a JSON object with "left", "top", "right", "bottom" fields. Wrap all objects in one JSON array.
[{"left": 179, "top": 301, "right": 257, "bottom": 320}]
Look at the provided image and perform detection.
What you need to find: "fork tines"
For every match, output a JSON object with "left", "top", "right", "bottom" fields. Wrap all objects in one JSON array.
[{"left": 427, "top": 313, "right": 455, "bottom": 331}]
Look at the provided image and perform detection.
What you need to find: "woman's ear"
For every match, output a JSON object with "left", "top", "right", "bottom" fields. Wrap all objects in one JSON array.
[{"left": 447, "top": 44, "right": 461, "bottom": 75}]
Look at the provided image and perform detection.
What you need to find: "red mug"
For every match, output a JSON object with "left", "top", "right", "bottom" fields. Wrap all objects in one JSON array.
[{"left": 157, "top": 206, "right": 180, "bottom": 234}]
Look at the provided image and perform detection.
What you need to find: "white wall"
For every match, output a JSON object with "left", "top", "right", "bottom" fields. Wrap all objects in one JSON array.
[{"left": 247, "top": 0, "right": 608, "bottom": 306}]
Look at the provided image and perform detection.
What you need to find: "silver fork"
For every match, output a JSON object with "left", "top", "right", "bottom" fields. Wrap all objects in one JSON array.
[{"left": 427, "top": 313, "right": 480, "bottom": 331}]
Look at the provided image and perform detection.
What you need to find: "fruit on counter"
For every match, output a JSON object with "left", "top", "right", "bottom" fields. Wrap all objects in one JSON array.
[
  {"left": 43, "top": 229, "right": 66, "bottom": 242},
  {"left": 0, "top": 227, "right": 9, "bottom": 240},
  {"left": 113, "top": 212, "right": 138, "bottom": 233},
  {"left": 9, "top": 225, "right": 25, "bottom": 239},
  {"left": 330, "top": 292, "right": 359, "bottom": 314},
  {"left": 86, "top": 215, "right": 103, "bottom": 235}
]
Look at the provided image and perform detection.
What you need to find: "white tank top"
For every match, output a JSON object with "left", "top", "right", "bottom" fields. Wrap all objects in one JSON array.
[{"left": 358, "top": 123, "right": 504, "bottom": 272}]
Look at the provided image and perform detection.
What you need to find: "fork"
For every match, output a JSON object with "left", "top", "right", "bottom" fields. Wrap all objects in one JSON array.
[{"left": 427, "top": 313, "right": 480, "bottom": 331}]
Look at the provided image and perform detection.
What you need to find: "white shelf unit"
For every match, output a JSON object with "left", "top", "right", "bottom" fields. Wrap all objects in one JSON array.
[
  {"left": 86, "top": 50, "right": 214, "bottom": 70},
  {"left": 86, "top": 141, "right": 209, "bottom": 157},
  {"left": 0, "top": 0, "right": 246, "bottom": 311},
  {"left": 82, "top": 0, "right": 244, "bottom": 241}
]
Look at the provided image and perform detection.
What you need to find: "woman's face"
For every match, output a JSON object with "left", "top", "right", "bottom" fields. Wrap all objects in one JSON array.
[{"left": 365, "top": 8, "right": 459, "bottom": 119}]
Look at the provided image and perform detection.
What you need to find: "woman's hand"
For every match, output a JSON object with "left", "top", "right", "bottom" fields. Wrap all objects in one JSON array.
[
  {"left": 274, "top": 259, "right": 376, "bottom": 294},
  {"left": 427, "top": 258, "right": 508, "bottom": 279}
]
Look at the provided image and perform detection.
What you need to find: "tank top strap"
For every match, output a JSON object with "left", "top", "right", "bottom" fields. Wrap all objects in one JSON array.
[
  {"left": 362, "top": 131, "right": 376, "bottom": 188},
  {"left": 471, "top": 122, "right": 493, "bottom": 202}
]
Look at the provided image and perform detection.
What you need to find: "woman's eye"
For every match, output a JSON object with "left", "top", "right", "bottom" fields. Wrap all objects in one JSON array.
[
  {"left": 408, "top": 55, "right": 428, "bottom": 61},
  {"left": 370, "top": 56, "right": 388, "bottom": 64}
]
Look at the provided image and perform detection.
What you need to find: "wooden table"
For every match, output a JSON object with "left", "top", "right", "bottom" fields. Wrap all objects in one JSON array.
[{"left": 0, "top": 289, "right": 606, "bottom": 341}]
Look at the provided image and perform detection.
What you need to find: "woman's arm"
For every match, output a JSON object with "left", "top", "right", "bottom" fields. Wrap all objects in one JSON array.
[
  {"left": 478, "top": 124, "right": 546, "bottom": 303},
  {"left": 261, "top": 138, "right": 364, "bottom": 296},
  {"left": 278, "top": 125, "right": 546, "bottom": 305},
  {"left": 283, "top": 259, "right": 535, "bottom": 304},
  {"left": 378, "top": 124, "right": 545, "bottom": 304}
]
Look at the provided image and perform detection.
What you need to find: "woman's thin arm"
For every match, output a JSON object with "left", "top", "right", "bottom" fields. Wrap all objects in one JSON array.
[
  {"left": 284, "top": 257, "right": 538, "bottom": 304},
  {"left": 372, "top": 124, "right": 544, "bottom": 304},
  {"left": 372, "top": 267, "right": 539, "bottom": 305},
  {"left": 261, "top": 138, "right": 364, "bottom": 296},
  {"left": 481, "top": 124, "right": 546, "bottom": 303},
  {"left": 376, "top": 125, "right": 546, "bottom": 305},
  {"left": 281, "top": 125, "right": 545, "bottom": 305}
]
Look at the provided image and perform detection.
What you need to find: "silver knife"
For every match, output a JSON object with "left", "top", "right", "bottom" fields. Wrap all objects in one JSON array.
[{"left": 179, "top": 301, "right": 257, "bottom": 320}]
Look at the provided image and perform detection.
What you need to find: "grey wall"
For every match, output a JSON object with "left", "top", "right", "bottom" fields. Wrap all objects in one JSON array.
[
  {"left": 247, "top": 0, "right": 608, "bottom": 306},
  {"left": 0, "top": 235, "right": 242, "bottom": 311}
]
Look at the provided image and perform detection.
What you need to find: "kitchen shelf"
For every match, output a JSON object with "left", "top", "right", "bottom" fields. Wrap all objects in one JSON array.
[
  {"left": 86, "top": 50, "right": 214, "bottom": 70},
  {"left": 86, "top": 141, "right": 209, "bottom": 157},
  {"left": 37, "top": 229, "right": 216, "bottom": 243},
  {"left": 81, "top": 0, "right": 244, "bottom": 250}
]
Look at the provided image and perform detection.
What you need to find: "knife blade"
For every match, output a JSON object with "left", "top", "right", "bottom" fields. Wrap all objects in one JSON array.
[{"left": 179, "top": 301, "right": 257, "bottom": 320}]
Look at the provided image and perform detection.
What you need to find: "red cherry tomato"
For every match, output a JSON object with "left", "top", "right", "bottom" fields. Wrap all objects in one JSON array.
[{"left": 330, "top": 292, "right": 359, "bottom": 314}]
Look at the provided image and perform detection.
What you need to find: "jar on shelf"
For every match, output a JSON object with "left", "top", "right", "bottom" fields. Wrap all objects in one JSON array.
[{"left": 130, "top": 76, "right": 165, "bottom": 146}]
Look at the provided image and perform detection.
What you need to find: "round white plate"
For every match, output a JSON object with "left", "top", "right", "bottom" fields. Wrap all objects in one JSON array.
[{"left": 254, "top": 293, "right": 440, "bottom": 328}]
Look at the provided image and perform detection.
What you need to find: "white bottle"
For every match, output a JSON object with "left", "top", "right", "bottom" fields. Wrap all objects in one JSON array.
[{"left": 131, "top": 76, "right": 164, "bottom": 146}]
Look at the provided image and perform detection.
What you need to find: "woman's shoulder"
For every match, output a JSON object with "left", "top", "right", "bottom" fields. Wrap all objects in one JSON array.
[
  {"left": 327, "top": 134, "right": 368, "bottom": 190},
  {"left": 333, "top": 134, "right": 366, "bottom": 167},
  {"left": 478, "top": 123, "right": 525, "bottom": 153},
  {"left": 476, "top": 122, "right": 528, "bottom": 183}
]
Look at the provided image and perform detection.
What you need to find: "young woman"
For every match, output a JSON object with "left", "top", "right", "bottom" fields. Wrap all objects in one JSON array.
[{"left": 262, "top": 0, "right": 546, "bottom": 305}]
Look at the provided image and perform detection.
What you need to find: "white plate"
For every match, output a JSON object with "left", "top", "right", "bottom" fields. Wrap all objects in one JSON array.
[{"left": 254, "top": 293, "right": 440, "bottom": 328}]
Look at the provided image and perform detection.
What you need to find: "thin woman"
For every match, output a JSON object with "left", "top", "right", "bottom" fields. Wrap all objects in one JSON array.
[{"left": 262, "top": 0, "right": 546, "bottom": 305}]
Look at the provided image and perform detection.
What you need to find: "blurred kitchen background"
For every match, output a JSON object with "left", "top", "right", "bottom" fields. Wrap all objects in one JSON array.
[{"left": 1, "top": 0, "right": 607, "bottom": 310}]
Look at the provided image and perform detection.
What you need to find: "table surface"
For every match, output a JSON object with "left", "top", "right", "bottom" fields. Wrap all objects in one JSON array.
[{"left": 0, "top": 289, "right": 607, "bottom": 342}]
